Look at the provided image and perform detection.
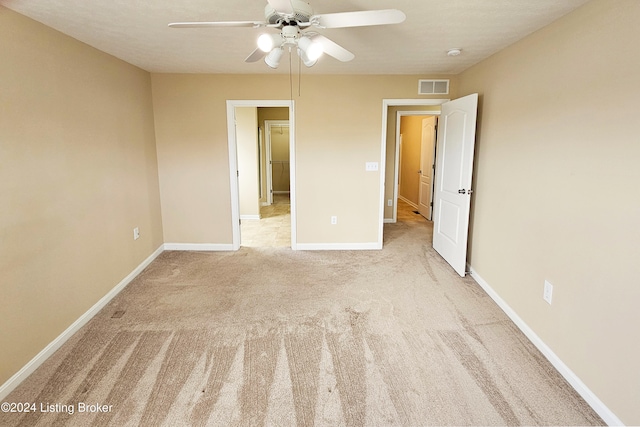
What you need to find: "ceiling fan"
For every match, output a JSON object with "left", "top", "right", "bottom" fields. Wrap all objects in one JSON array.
[{"left": 168, "top": 0, "right": 406, "bottom": 68}]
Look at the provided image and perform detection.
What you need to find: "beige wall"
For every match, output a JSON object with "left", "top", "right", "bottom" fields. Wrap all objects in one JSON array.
[
  {"left": 0, "top": 8, "right": 163, "bottom": 385},
  {"left": 151, "top": 74, "right": 455, "bottom": 245},
  {"left": 458, "top": 1, "right": 640, "bottom": 424}
]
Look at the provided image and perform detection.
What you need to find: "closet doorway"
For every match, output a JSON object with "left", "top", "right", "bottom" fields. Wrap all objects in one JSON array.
[{"left": 265, "top": 120, "right": 290, "bottom": 205}]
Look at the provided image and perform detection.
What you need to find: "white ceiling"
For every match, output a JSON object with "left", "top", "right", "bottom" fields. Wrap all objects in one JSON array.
[{"left": 1, "top": 0, "right": 590, "bottom": 75}]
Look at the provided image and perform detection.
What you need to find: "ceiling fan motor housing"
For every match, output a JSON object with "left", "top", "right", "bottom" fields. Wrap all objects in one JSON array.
[
  {"left": 265, "top": 0, "right": 314, "bottom": 26},
  {"left": 280, "top": 24, "right": 301, "bottom": 45}
]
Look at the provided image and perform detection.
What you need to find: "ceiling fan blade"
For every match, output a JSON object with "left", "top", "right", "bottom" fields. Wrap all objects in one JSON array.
[
  {"left": 245, "top": 48, "right": 267, "bottom": 63},
  {"left": 310, "top": 34, "right": 354, "bottom": 62},
  {"left": 267, "top": 0, "right": 294, "bottom": 15},
  {"left": 168, "top": 21, "right": 266, "bottom": 28},
  {"left": 311, "top": 9, "right": 406, "bottom": 29}
]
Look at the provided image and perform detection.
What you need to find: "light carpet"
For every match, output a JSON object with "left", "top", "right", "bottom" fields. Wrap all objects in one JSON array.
[{"left": 1, "top": 217, "right": 603, "bottom": 426}]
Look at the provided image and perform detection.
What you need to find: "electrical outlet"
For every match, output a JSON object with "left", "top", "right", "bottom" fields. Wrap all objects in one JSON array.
[
  {"left": 133, "top": 227, "right": 140, "bottom": 240},
  {"left": 387, "top": 199, "right": 393, "bottom": 207},
  {"left": 543, "top": 280, "right": 553, "bottom": 304},
  {"left": 331, "top": 216, "right": 337, "bottom": 225}
]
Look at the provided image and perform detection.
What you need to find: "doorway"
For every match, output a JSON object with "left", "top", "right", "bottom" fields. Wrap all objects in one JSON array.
[
  {"left": 379, "top": 99, "right": 448, "bottom": 246},
  {"left": 226, "top": 100, "right": 296, "bottom": 250},
  {"left": 242, "top": 117, "right": 291, "bottom": 247},
  {"left": 396, "top": 113, "right": 438, "bottom": 221},
  {"left": 380, "top": 95, "right": 479, "bottom": 277},
  {"left": 265, "top": 120, "right": 290, "bottom": 206}
]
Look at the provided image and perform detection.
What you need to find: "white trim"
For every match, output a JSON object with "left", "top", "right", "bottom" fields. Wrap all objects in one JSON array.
[
  {"left": 468, "top": 265, "right": 624, "bottom": 427},
  {"left": 227, "top": 102, "right": 241, "bottom": 251},
  {"left": 380, "top": 99, "right": 449, "bottom": 241},
  {"left": 227, "top": 100, "right": 296, "bottom": 251},
  {"left": 296, "top": 242, "right": 381, "bottom": 251},
  {"left": 0, "top": 245, "right": 164, "bottom": 401},
  {"left": 163, "top": 243, "right": 234, "bottom": 251},
  {"left": 384, "top": 218, "right": 395, "bottom": 224},
  {"left": 240, "top": 215, "right": 261, "bottom": 221},
  {"left": 376, "top": 109, "right": 388, "bottom": 251}
]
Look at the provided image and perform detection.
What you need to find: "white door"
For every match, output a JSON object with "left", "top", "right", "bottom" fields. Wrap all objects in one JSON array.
[
  {"left": 418, "top": 117, "right": 436, "bottom": 220},
  {"left": 432, "top": 93, "right": 478, "bottom": 276}
]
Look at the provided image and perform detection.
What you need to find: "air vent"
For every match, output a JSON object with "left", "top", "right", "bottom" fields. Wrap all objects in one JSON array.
[{"left": 418, "top": 79, "right": 449, "bottom": 95}]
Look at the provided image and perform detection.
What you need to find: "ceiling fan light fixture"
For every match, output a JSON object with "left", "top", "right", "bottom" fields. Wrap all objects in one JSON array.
[
  {"left": 298, "top": 36, "right": 323, "bottom": 61},
  {"left": 258, "top": 33, "right": 279, "bottom": 52},
  {"left": 298, "top": 49, "right": 317, "bottom": 67},
  {"left": 264, "top": 47, "right": 284, "bottom": 68},
  {"left": 447, "top": 48, "right": 462, "bottom": 57}
]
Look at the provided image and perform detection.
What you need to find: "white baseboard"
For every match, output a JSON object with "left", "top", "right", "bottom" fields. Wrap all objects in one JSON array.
[
  {"left": 383, "top": 218, "right": 395, "bottom": 223},
  {"left": 296, "top": 242, "right": 381, "bottom": 250},
  {"left": 0, "top": 244, "right": 165, "bottom": 401},
  {"left": 163, "top": 243, "right": 235, "bottom": 251},
  {"left": 467, "top": 265, "right": 623, "bottom": 426}
]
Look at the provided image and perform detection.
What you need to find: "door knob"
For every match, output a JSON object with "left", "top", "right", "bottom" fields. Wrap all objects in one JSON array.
[{"left": 458, "top": 189, "right": 466, "bottom": 194}]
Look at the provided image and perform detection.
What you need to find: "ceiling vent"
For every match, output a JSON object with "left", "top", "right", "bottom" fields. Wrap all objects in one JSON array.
[{"left": 418, "top": 79, "right": 449, "bottom": 95}]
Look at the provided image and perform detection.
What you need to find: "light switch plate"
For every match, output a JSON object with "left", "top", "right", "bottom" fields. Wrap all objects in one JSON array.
[{"left": 366, "top": 162, "right": 379, "bottom": 171}]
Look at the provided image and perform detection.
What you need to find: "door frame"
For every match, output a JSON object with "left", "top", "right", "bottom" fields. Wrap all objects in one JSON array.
[
  {"left": 264, "top": 120, "right": 290, "bottom": 206},
  {"left": 380, "top": 99, "right": 449, "bottom": 244},
  {"left": 227, "top": 100, "right": 296, "bottom": 250}
]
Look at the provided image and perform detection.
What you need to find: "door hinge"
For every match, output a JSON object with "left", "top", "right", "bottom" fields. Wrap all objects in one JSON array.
[{"left": 237, "top": 170, "right": 239, "bottom": 177}]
